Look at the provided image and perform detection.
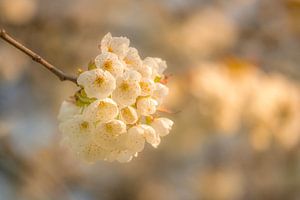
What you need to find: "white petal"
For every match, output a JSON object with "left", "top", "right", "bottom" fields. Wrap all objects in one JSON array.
[
  {"left": 141, "top": 124, "right": 160, "bottom": 148},
  {"left": 95, "top": 52, "right": 124, "bottom": 77},
  {"left": 93, "top": 120, "right": 126, "bottom": 151},
  {"left": 153, "top": 83, "right": 169, "bottom": 104},
  {"left": 126, "top": 126, "right": 145, "bottom": 152},
  {"left": 100, "top": 33, "right": 130, "bottom": 59},
  {"left": 143, "top": 57, "right": 158, "bottom": 69},
  {"left": 136, "top": 97, "right": 158, "bottom": 116},
  {"left": 58, "top": 100, "right": 81, "bottom": 122},
  {"left": 140, "top": 79, "right": 155, "bottom": 96},
  {"left": 151, "top": 118, "right": 174, "bottom": 137},
  {"left": 59, "top": 115, "right": 93, "bottom": 153},
  {"left": 154, "top": 58, "right": 167, "bottom": 75},
  {"left": 77, "top": 69, "right": 116, "bottom": 99},
  {"left": 95, "top": 119, "right": 126, "bottom": 137},
  {"left": 112, "top": 79, "right": 141, "bottom": 106},
  {"left": 143, "top": 57, "right": 159, "bottom": 78},
  {"left": 123, "top": 69, "right": 142, "bottom": 82},
  {"left": 116, "top": 150, "right": 133, "bottom": 163},
  {"left": 124, "top": 47, "right": 142, "bottom": 70},
  {"left": 79, "top": 140, "right": 108, "bottom": 162},
  {"left": 143, "top": 57, "right": 167, "bottom": 78},
  {"left": 83, "top": 98, "right": 118, "bottom": 123},
  {"left": 120, "top": 106, "right": 138, "bottom": 124},
  {"left": 139, "top": 64, "right": 153, "bottom": 79},
  {"left": 100, "top": 32, "right": 112, "bottom": 52}
]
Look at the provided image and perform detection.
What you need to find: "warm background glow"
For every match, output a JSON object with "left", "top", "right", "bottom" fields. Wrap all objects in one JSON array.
[{"left": 1, "top": 0, "right": 300, "bottom": 199}]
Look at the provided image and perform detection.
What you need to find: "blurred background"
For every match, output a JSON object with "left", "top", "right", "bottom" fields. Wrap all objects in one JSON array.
[{"left": 1, "top": 0, "right": 300, "bottom": 199}]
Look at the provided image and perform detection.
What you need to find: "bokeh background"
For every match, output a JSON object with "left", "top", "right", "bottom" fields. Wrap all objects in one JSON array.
[{"left": 1, "top": 0, "right": 300, "bottom": 199}]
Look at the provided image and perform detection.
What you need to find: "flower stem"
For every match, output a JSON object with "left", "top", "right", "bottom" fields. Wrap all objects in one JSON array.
[{"left": 0, "top": 28, "right": 77, "bottom": 84}]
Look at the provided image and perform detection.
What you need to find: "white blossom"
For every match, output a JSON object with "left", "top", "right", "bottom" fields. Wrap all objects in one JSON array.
[
  {"left": 115, "top": 150, "right": 134, "bottom": 163},
  {"left": 58, "top": 100, "right": 81, "bottom": 122},
  {"left": 100, "top": 33, "right": 130, "bottom": 59},
  {"left": 140, "top": 78, "right": 155, "bottom": 96},
  {"left": 95, "top": 52, "right": 124, "bottom": 77},
  {"left": 153, "top": 83, "right": 169, "bottom": 104},
  {"left": 77, "top": 68, "right": 116, "bottom": 99},
  {"left": 141, "top": 124, "right": 160, "bottom": 148},
  {"left": 154, "top": 58, "right": 167, "bottom": 75},
  {"left": 143, "top": 57, "right": 167, "bottom": 78},
  {"left": 151, "top": 118, "right": 174, "bottom": 137},
  {"left": 125, "top": 125, "right": 146, "bottom": 153},
  {"left": 143, "top": 57, "right": 158, "bottom": 78},
  {"left": 78, "top": 139, "right": 108, "bottom": 162},
  {"left": 139, "top": 64, "right": 153, "bottom": 79},
  {"left": 96, "top": 119, "right": 126, "bottom": 137},
  {"left": 112, "top": 71, "right": 141, "bottom": 106},
  {"left": 136, "top": 97, "right": 158, "bottom": 116},
  {"left": 59, "top": 115, "right": 93, "bottom": 153},
  {"left": 122, "top": 69, "right": 142, "bottom": 82},
  {"left": 120, "top": 106, "right": 138, "bottom": 124},
  {"left": 106, "top": 149, "right": 133, "bottom": 163},
  {"left": 59, "top": 32, "right": 173, "bottom": 163},
  {"left": 83, "top": 98, "right": 118, "bottom": 123},
  {"left": 93, "top": 120, "right": 127, "bottom": 152},
  {"left": 123, "top": 47, "right": 142, "bottom": 70}
]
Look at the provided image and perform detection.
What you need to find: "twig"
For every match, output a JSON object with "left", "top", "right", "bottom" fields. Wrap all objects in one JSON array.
[{"left": 0, "top": 28, "right": 77, "bottom": 84}]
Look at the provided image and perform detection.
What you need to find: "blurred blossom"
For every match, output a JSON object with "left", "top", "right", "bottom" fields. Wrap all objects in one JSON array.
[
  {"left": 0, "top": 0, "right": 37, "bottom": 25},
  {"left": 195, "top": 168, "right": 244, "bottom": 200},
  {"left": 168, "top": 8, "right": 237, "bottom": 59},
  {"left": 189, "top": 61, "right": 252, "bottom": 134},
  {"left": 246, "top": 73, "right": 300, "bottom": 150},
  {"left": 189, "top": 58, "right": 300, "bottom": 151}
]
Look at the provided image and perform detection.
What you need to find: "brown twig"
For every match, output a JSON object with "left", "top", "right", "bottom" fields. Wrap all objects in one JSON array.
[{"left": 0, "top": 28, "right": 77, "bottom": 84}]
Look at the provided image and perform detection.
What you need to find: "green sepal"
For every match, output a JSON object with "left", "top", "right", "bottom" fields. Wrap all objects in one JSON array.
[
  {"left": 145, "top": 116, "right": 153, "bottom": 125},
  {"left": 154, "top": 76, "right": 162, "bottom": 83},
  {"left": 75, "top": 89, "right": 96, "bottom": 107},
  {"left": 88, "top": 60, "right": 97, "bottom": 70}
]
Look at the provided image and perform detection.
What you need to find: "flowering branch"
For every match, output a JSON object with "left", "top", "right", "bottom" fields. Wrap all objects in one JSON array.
[{"left": 0, "top": 28, "right": 77, "bottom": 84}]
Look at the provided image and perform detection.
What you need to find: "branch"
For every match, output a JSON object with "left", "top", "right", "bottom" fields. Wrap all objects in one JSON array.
[{"left": 0, "top": 28, "right": 77, "bottom": 84}]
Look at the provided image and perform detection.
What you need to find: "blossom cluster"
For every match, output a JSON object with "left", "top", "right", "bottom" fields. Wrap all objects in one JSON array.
[
  {"left": 190, "top": 60, "right": 300, "bottom": 151},
  {"left": 58, "top": 33, "right": 173, "bottom": 162}
]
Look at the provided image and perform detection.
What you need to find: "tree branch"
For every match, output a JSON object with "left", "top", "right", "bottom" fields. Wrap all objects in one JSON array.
[{"left": 0, "top": 28, "right": 77, "bottom": 84}]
